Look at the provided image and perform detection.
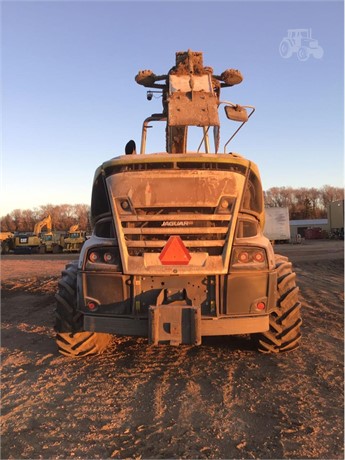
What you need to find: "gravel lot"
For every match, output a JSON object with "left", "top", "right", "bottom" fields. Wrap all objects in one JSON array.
[{"left": 1, "top": 240, "right": 344, "bottom": 459}]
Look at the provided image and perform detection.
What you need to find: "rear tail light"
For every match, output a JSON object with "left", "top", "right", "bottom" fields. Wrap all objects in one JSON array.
[
  {"left": 104, "top": 252, "right": 115, "bottom": 263},
  {"left": 238, "top": 251, "right": 249, "bottom": 263},
  {"left": 231, "top": 247, "right": 267, "bottom": 270},
  {"left": 87, "top": 247, "right": 122, "bottom": 270},
  {"left": 87, "top": 301, "right": 98, "bottom": 311},
  {"left": 89, "top": 251, "right": 101, "bottom": 263},
  {"left": 253, "top": 251, "right": 265, "bottom": 263},
  {"left": 256, "top": 301, "right": 266, "bottom": 310}
]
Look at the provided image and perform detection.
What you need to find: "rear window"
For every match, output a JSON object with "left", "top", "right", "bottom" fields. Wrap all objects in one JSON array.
[
  {"left": 236, "top": 219, "right": 259, "bottom": 238},
  {"left": 91, "top": 174, "right": 111, "bottom": 222},
  {"left": 241, "top": 171, "right": 263, "bottom": 214}
]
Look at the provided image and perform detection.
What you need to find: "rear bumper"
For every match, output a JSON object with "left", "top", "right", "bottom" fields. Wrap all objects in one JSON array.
[
  {"left": 83, "top": 312, "right": 269, "bottom": 339},
  {"left": 80, "top": 269, "right": 275, "bottom": 342}
]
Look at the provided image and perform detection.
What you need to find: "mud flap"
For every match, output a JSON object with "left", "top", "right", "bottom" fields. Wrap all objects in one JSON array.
[{"left": 149, "top": 305, "right": 201, "bottom": 346}]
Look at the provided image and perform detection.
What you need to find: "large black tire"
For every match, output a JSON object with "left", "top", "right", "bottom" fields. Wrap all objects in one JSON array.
[
  {"left": 38, "top": 245, "right": 46, "bottom": 254},
  {"left": 1, "top": 242, "right": 10, "bottom": 254},
  {"left": 55, "top": 261, "right": 112, "bottom": 357},
  {"left": 257, "top": 254, "right": 302, "bottom": 353},
  {"left": 52, "top": 244, "right": 62, "bottom": 254}
]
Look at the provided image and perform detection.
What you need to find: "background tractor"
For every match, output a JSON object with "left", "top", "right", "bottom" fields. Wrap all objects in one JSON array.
[
  {"left": 55, "top": 50, "right": 301, "bottom": 357},
  {"left": 63, "top": 224, "right": 87, "bottom": 253}
]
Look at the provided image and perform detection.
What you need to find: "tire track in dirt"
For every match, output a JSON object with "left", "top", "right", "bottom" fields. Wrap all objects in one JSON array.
[
  {"left": 86, "top": 340, "right": 255, "bottom": 459},
  {"left": 271, "top": 259, "right": 344, "bottom": 459}
]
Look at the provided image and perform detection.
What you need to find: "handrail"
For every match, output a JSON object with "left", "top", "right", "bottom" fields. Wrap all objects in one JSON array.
[{"left": 140, "top": 114, "right": 167, "bottom": 154}]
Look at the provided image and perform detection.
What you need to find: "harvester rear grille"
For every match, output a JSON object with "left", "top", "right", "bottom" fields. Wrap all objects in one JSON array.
[{"left": 119, "top": 206, "right": 231, "bottom": 257}]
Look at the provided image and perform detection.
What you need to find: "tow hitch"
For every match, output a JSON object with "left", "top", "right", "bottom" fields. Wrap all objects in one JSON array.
[{"left": 149, "top": 305, "right": 201, "bottom": 346}]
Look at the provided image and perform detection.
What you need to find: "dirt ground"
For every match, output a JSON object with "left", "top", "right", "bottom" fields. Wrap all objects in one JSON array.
[{"left": 1, "top": 240, "right": 344, "bottom": 459}]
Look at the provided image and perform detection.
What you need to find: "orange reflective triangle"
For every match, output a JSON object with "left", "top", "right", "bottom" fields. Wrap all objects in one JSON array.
[{"left": 159, "top": 236, "right": 191, "bottom": 265}]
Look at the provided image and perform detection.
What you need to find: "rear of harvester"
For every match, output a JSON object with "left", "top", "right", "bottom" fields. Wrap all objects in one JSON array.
[
  {"left": 55, "top": 51, "right": 301, "bottom": 356},
  {"left": 55, "top": 154, "right": 301, "bottom": 356}
]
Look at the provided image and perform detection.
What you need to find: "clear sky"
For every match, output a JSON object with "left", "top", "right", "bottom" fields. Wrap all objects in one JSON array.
[{"left": 2, "top": 0, "right": 344, "bottom": 216}]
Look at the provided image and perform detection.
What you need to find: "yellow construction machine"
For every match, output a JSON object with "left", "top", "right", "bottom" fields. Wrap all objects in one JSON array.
[
  {"left": 14, "top": 215, "right": 52, "bottom": 253},
  {"left": 0, "top": 232, "right": 15, "bottom": 254},
  {"left": 63, "top": 224, "right": 87, "bottom": 253}
]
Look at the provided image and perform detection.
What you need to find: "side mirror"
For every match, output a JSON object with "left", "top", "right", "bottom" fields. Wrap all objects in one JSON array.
[{"left": 224, "top": 105, "right": 248, "bottom": 123}]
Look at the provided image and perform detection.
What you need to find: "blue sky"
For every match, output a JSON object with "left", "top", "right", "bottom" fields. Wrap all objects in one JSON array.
[{"left": 2, "top": 0, "right": 344, "bottom": 216}]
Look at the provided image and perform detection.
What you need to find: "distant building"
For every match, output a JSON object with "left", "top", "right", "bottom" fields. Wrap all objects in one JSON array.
[
  {"left": 289, "top": 219, "right": 329, "bottom": 239},
  {"left": 272, "top": 201, "right": 344, "bottom": 241}
]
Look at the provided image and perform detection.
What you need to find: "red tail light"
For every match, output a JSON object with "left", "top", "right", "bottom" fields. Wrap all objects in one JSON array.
[
  {"left": 257, "top": 302, "right": 266, "bottom": 310},
  {"left": 238, "top": 251, "right": 249, "bottom": 263},
  {"left": 231, "top": 247, "right": 267, "bottom": 270},
  {"left": 87, "top": 247, "right": 122, "bottom": 271},
  {"left": 89, "top": 251, "right": 100, "bottom": 263},
  {"left": 253, "top": 251, "right": 265, "bottom": 263},
  {"left": 87, "top": 301, "right": 98, "bottom": 311},
  {"left": 104, "top": 252, "right": 115, "bottom": 263}
]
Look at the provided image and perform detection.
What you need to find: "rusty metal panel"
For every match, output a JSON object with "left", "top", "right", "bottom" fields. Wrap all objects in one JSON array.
[
  {"left": 168, "top": 92, "right": 220, "bottom": 127},
  {"left": 169, "top": 74, "right": 213, "bottom": 93}
]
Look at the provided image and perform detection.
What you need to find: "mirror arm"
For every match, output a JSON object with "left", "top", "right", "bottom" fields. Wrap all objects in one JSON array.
[
  {"left": 223, "top": 122, "right": 246, "bottom": 153},
  {"left": 197, "top": 126, "right": 211, "bottom": 153}
]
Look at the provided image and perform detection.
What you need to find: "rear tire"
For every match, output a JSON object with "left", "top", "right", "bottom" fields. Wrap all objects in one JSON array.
[
  {"left": 1, "top": 242, "right": 10, "bottom": 254},
  {"left": 38, "top": 245, "right": 46, "bottom": 254},
  {"left": 55, "top": 261, "right": 112, "bottom": 357},
  {"left": 257, "top": 254, "right": 302, "bottom": 353},
  {"left": 52, "top": 244, "right": 62, "bottom": 254}
]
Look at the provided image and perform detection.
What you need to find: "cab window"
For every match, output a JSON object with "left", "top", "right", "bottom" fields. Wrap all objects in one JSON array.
[{"left": 242, "top": 170, "right": 263, "bottom": 214}]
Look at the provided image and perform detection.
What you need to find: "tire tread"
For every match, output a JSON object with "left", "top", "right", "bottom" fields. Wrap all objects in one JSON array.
[
  {"left": 257, "top": 254, "right": 302, "bottom": 353},
  {"left": 55, "top": 262, "right": 112, "bottom": 357}
]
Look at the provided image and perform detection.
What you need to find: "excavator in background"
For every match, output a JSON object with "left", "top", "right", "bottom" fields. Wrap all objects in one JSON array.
[
  {"left": 14, "top": 215, "right": 52, "bottom": 253},
  {"left": 3, "top": 216, "right": 87, "bottom": 254}
]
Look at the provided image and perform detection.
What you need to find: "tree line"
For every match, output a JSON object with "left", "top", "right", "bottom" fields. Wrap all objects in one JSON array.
[
  {"left": 0, "top": 186, "right": 343, "bottom": 232},
  {"left": 0, "top": 204, "right": 91, "bottom": 233},
  {"left": 264, "top": 185, "right": 344, "bottom": 220}
]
